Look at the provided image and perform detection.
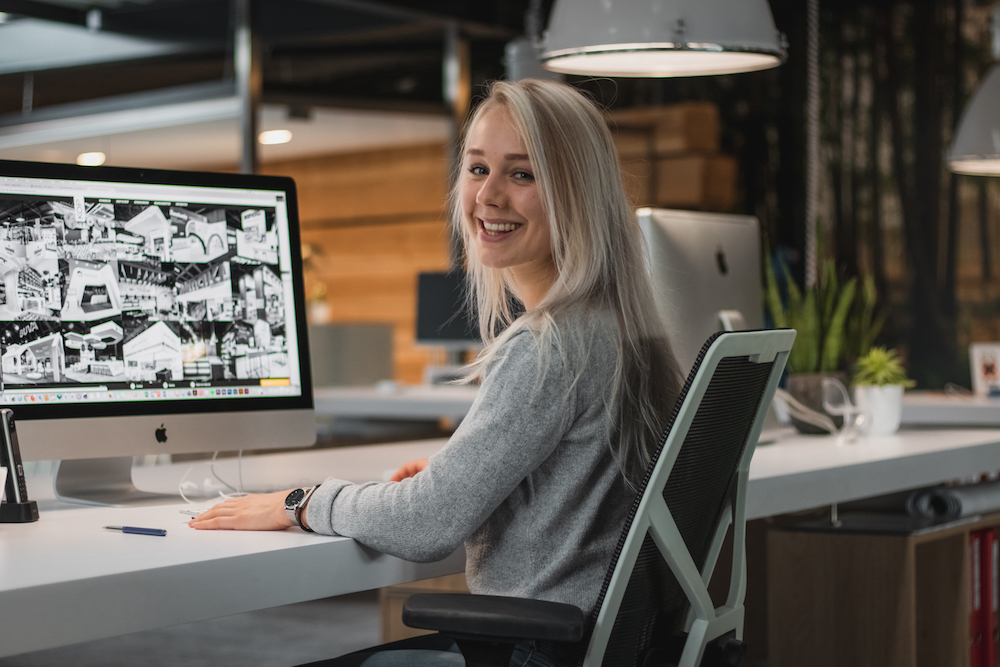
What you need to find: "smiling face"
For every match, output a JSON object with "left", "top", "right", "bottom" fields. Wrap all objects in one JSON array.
[{"left": 460, "top": 106, "right": 556, "bottom": 309}]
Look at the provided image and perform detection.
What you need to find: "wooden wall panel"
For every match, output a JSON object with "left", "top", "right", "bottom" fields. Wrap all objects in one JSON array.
[
  {"left": 609, "top": 102, "right": 739, "bottom": 213},
  {"left": 263, "top": 143, "right": 450, "bottom": 225},
  {"left": 299, "top": 219, "right": 452, "bottom": 384},
  {"left": 262, "top": 144, "right": 454, "bottom": 385}
]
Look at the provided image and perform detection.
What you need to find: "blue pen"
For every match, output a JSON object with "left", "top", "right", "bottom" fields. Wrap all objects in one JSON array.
[{"left": 104, "top": 525, "right": 167, "bottom": 537}]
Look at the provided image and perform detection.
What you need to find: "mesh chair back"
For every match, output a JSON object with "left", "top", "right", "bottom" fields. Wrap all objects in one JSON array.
[{"left": 581, "top": 330, "right": 794, "bottom": 667}]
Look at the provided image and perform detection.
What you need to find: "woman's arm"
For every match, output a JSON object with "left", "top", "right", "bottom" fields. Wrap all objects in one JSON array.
[
  {"left": 303, "top": 332, "right": 577, "bottom": 561},
  {"left": 188, "top": 457, "right": 430, "bottom": 531},
  {"left": 191, "top": 331, "right": 577, "bottom": 560}
]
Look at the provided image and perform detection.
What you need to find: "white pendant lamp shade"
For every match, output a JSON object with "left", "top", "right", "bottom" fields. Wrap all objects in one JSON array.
[
  {"left": 949, "top": 64, "right": 1000, "bottom": 176},
  {"left": 541, "top": 0, "right": 786, "bottom": 77}
]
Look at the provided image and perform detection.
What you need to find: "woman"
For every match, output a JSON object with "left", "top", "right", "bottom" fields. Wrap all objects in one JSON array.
[{"left": 190, "top": 79, "right": 683, "bottom": 666}]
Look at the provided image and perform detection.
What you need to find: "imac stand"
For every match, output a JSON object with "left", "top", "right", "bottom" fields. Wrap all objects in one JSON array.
[
  {"left": 718, "top": 310, "right": 748, "bottom": 332},
  {"left": 53, "top": 457, "right": 178, "bottom": 507}
]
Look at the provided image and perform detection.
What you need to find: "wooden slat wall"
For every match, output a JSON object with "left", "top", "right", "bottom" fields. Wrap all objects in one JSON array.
[{"left": 262, "top": 143, "right": 454, "bottom": 384}]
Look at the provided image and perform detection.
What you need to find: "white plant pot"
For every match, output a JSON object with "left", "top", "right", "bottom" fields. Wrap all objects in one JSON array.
[{"left": 853, "top": 384, "right": 904, "bottom": 436}]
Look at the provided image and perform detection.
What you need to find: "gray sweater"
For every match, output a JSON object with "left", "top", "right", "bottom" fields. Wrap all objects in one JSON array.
[{"left": 304, "top": 315, "right": 633, "bottom": 614}]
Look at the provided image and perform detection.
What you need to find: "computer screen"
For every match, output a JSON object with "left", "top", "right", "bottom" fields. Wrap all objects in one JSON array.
[
  {"left": 415, "top": 271, "right": 481, "bottom": 350},
  {"left": 0, "top": 159, "right": 315, "bottom": 505},
  {"left": 638, "top": 208, "right": 764, "bottom": 376}
]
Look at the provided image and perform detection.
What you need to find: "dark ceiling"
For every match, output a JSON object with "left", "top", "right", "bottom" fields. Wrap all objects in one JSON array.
[{"left": 0, "top": 0, "right": 553, "bottom": 117}]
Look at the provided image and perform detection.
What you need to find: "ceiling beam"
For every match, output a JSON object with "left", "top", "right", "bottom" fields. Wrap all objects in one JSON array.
[
  {"left": 262, "top": 89, "right": 449, "bottom": 116},
  {"left": 302, "top": 0, "right": 515, "bottom": 40},
  {"left": 0, "top": 0, "right": 87, "bottom": 26},
  {"left": 0, "top": 81, "right": 237, "bottom": 127}
]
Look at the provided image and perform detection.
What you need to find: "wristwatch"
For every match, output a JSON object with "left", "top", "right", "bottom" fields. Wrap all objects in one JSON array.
[{"left": 284, "top": 486, "right": 317, "bottom": 532}]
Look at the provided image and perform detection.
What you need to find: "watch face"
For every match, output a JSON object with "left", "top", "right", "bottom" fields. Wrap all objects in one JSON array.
[{"left": 285, "top": 488, "right": 305, "bottom": 509}]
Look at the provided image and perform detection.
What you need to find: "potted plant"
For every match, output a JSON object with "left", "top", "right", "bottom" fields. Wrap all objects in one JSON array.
[
  {"left": 852, "top": 347, "right": 915, "bottom": 435},
  {"left": 764, "top": 238, "right": 887, "bottom": 433},
  {"left": 765, "top": 255, "right": 854, "bottom": 433}
]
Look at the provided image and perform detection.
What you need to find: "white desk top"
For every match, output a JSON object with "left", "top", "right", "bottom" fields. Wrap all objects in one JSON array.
[
  {"left": 0, "top": 440, "right": 458, "bottom": 658},
  {"left": 5, "top": 428, "right": 1000, "bottom": 657},
  {"left": 313, "top": 385, "right": 479, "bottom": 420},
  {"left": 0, "top": 501, "right": 463, "bottom": 656},
  {"left": 747, "top": 428, "right": 1000, "bottom": 519},
  {"left": 901, "top": 391, "right": 1000, "bottom": 426}
]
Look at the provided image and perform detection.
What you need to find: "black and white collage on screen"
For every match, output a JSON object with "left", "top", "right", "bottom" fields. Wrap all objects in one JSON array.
[{"left": 0, "top": 196, "right": 289, "bottom": 391}]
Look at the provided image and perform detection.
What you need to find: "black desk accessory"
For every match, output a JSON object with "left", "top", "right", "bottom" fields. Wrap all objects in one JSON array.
[{"left": 0, "top": 408, "right": 39, "bottom": 522}]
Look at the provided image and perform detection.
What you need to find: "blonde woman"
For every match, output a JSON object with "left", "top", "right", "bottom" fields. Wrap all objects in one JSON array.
[{"left": 191, "top": 79, "right": 683, "bottom": 667}]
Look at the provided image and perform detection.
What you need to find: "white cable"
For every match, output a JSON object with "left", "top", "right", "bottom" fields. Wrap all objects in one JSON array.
[
  {"left": 237, "top": 449, "right": 244, "bottom": 494},
  {"left": 210, "top": 451, "right": 240, "bottom": 493},
  {"left": 178, "top": 465, "right": 198, "bottom": 504},
  {"left": 774, "top": 388, "right": 836, "bottom": 433},
  {"left": 211, "top": 450, "right": 250, "bottom": 500}
]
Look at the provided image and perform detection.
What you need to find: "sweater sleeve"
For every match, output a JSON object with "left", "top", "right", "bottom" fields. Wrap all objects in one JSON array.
[{"left": 303, "top": 330, "right": 576, "bottom": 562}]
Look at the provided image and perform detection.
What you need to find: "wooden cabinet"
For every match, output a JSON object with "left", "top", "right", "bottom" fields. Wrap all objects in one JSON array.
[
  {"left": 767, "top": 514, "right": 1000, "bottom": 667},
  {"left": 380, "top": 573, "right": 469, "bottom": 643}
]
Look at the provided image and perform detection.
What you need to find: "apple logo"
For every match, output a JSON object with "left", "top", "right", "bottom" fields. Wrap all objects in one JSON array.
[
  {"left": 716, "top": 246, "right": 729, "bottom": 276},
  {"left": 155, "top": 424, "right": 167, "bottom": 443}
]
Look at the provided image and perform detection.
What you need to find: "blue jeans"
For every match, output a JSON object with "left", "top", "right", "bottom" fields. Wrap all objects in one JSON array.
[
  {"left": 360, "top": 640, "right": 579, "bottom": 667},
  {"left": 304, "top": 634, "right": 580, "bottom": 667}
]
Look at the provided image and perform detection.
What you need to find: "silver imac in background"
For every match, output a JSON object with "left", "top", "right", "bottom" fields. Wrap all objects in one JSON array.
[
  {"left": 0, "top": 159, "right": 315, "bottom": 506},
  {"left": 637, "top": 207, "right": 764, "bottom": 375}
]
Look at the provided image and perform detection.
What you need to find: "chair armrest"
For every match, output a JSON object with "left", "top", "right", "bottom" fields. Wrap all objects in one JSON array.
[{"left": 402, "top": 593, "right": 585, "bottom": 643}]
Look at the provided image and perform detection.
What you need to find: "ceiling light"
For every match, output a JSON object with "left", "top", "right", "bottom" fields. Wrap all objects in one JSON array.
[
  {"left": 77, "top": 152, "right": 106, "bottom": 166},
  {"left": 259, "top": 129, "right": 292, "bottom": 145},
  {"left": 948, "top": 10, "right": 1000, "bottom": 177},
  {"left": 541, "top": 0, "right": 785, "bottom": 78}
]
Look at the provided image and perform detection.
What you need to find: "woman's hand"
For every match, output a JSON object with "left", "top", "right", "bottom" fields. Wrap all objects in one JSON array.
[
  {"left": 188, "top": 490, "right": 293, "bottom": 531},
  {"left": 390, "top": 457, "right": 429, "bottom": 482}
]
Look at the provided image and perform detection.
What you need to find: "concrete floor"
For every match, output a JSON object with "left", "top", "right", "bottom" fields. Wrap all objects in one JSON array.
[{"left": 0, "top": 591, "right": 382, "bottom": 667}]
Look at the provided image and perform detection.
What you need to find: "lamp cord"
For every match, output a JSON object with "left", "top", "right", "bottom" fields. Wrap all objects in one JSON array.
[{"left": 805, "top": 0, "right": 820, "bottom": 289}]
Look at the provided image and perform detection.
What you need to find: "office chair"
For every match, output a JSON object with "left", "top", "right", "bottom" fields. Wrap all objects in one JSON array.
[{"left": 402, "top": 329, "right": 795, "bottom": 667}]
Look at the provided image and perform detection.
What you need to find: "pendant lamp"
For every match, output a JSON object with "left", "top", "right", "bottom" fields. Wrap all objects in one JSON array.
[
  {"left": 948, "top": 10, "right": 1000, "bottom": 176},
  {"left": 540, "top": 0, "right": 785, "bottom": 78}
]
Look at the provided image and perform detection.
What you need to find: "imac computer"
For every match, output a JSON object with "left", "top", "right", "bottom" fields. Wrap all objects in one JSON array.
[
  {"left": 637, "top": 208, "right": 764, "bottom": 376},
  {"left": 0, "top": 159, "right": 315, "bottom": 505}
]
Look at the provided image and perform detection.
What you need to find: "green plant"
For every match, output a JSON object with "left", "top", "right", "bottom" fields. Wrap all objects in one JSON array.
[
  {"left": 764, "top": 253, "right": 856, "bottom": 374},
  {"left": 853, "top": 347, "right": 916, "bottom": 387},
  {"left": 845, "top": 274, "right": 887, "bottom": 361}
]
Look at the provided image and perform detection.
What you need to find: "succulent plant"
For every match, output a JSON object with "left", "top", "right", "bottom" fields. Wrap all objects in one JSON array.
[{"left": 853, "top": 347, "right": 916, "bottom": 387}]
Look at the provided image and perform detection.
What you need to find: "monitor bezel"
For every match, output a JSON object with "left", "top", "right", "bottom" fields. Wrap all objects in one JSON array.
[{"left": 0, "top": 158, "right": 314, "bottom": 422}]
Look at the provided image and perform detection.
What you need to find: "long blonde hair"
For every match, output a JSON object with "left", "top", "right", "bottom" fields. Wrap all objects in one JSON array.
[{"left": 452, "top": 79, "right": 682, "bottom": 485}]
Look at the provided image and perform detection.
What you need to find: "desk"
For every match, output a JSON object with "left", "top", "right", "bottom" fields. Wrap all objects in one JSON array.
[
  {"left": 901, "top": 390, "right": 1000, "bottom": 426},
  {"left": 0, "top": 440, "right": 461, "bottom": 659},
  {"left": 5, "top": 429, "right": 1000, "bottom": 658},
  {"left": 746, "top": 428, "right": 1000, "bottom": 519},
  {"left": 313, "top": 385, "right": 478, "bottom": 421}
]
